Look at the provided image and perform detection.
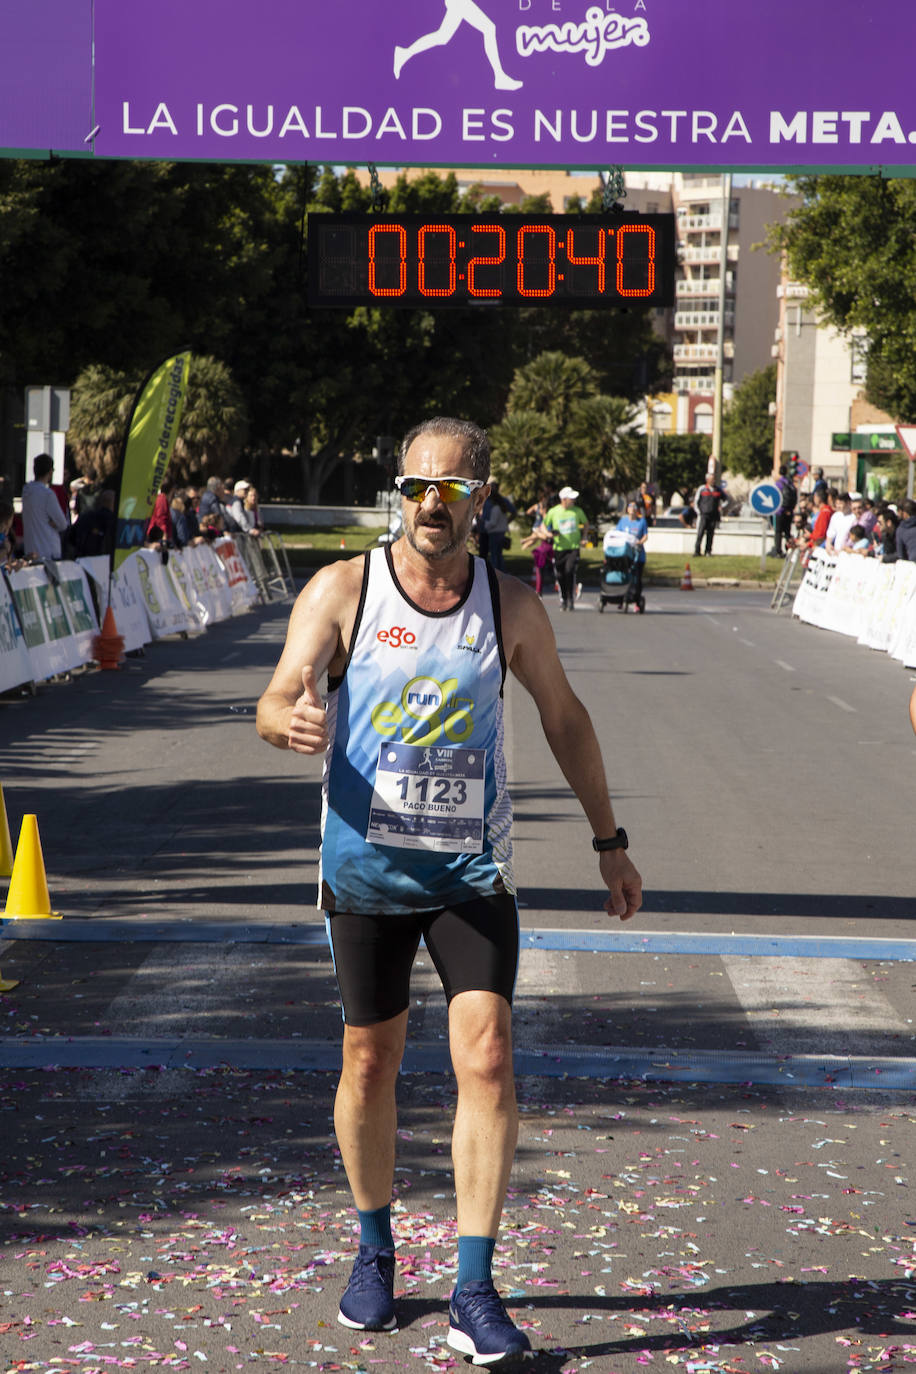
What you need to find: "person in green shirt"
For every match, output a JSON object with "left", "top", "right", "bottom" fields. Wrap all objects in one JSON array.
[{"left": 543, "top": 486, "right": 588, "bottom": 610}]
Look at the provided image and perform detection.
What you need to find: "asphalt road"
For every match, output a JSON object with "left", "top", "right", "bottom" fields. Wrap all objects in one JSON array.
[{"left": 1, "top": 578, "right": 915, "bottom": 1373}]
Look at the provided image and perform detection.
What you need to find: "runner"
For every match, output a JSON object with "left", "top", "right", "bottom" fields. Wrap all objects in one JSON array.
[{"left": 257, "top": 415, "right": 642, "bottom": 1364}]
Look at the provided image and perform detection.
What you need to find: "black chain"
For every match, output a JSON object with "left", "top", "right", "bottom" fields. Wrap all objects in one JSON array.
[
  {"left": 601, "top": 166, "right": 627, "bottom": 216},
  {"left": 367, "top": 164, "right": 383, "bottom": 213}
]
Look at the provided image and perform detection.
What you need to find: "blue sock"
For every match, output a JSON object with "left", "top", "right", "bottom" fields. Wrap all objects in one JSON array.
[
  {"left": 455, "top": 1235, "right": 496, "bottom": 1291},
  {"left": 357, "top": 1204, "right": 394, "bottom": 1250}
]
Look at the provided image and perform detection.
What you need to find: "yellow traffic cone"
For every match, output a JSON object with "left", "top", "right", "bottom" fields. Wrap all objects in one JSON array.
[
  {"left": 4, "top": 815, "right": 62, "bottom": 920},
  {"left": 0, "top": 784, "right": 13, "bottom": 878}
]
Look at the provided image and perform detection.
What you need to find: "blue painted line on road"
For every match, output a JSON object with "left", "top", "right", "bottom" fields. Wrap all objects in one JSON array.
[
  {"left": 3, "top": 920, "right": 916, "bottom": 963},
  {"left": 0, "top": 1035, "right": 912, "bottom": 1090}
]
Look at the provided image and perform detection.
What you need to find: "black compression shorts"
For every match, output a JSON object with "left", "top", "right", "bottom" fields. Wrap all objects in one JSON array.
[{"left": 325, "top": 892, "right": 520, "bottom": 1027}]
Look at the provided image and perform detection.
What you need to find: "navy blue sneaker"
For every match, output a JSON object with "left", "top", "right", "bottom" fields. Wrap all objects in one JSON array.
[
  {"left": 337, "top": 1245, "right": 397, "bottom": 1331},
  {"left": 447, "top": 1281, "right": 532, "bottom": 1365}
]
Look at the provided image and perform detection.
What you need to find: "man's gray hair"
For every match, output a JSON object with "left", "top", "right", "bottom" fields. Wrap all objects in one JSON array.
[
  {"left": 206, "top": 476, "right": 222, "bottom": 492},
  {"left": 398, "top": 417, "right": 490, "bottom": 482}
]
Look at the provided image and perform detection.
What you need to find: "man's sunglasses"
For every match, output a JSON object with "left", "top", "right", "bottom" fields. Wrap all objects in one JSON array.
[{"left": 395, "top": 476, "right": 485, "bottom": 504}]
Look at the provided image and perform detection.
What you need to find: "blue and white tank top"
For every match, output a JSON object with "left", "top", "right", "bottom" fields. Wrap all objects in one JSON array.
[{"left": 319, "top": 544, "right": 514, "bottom": 914}]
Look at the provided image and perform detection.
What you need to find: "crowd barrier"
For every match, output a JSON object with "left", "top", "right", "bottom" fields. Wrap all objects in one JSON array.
[
  {"left": 792, "top": 548, "right": 916, "bottom": 667},
  {"left": 0, "top": 531, "right": 295, "bottom": 695}
]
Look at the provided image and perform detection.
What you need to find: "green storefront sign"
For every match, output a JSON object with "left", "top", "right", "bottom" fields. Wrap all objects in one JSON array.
[{"left": 831, "top": 432, "right": 899, "bottom": 452}]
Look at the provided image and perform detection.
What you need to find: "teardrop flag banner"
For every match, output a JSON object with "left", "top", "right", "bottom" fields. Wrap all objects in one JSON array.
[{"left": 112, "top": 350, "right": 191, "bottom": 572}]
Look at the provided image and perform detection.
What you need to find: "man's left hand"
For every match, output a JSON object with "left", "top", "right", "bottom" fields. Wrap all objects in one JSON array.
[{"left": 599, "top": 850, "right": 643, "bottom": 922}]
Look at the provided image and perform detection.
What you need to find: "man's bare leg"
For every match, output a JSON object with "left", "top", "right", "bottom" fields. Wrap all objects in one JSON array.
[
  {"left": 334, "top": 1011, "right": 409, "bottom": 1210},
  {"left": 448, "top": 990, "right": 518, "bottom": 1236}
]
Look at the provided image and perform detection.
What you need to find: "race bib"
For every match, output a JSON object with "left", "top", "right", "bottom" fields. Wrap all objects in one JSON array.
[{"left": 367, "top": 742, "right": 485, "bottom": 853}]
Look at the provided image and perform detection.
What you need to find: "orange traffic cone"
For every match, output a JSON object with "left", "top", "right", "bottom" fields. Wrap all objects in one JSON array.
[
  {"left": 91, "top": 606, "right": 125, "bottom": 670},
  {"left": 0, "top": 783, "right": 13, "bottom": 879},
  {"left": 340, "top": 537, "right": 346, "bottom": 549},
  {"left": 4, "top": 815, "right": 62, "bottom": 920},
  {"left": 680, "top": 562, "right": 694, "bottom": 590}
]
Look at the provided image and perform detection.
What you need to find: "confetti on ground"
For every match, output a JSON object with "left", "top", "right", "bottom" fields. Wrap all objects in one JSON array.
[{"left": 1, "top": 1068, "right": 915, "bottom": 1372}]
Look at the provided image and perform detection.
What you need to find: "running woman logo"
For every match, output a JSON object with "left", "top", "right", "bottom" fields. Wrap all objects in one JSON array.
[
  {"left": 394, "top": 0, "right": 523, "bottom": 90},
  {"left": 516, "top": 6, "right": 650, "bottom": 67}
]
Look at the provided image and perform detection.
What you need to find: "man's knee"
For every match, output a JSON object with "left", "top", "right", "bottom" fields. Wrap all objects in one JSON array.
[{"left": 341, "top": 1024, "right": 405, "bottom": 1093}]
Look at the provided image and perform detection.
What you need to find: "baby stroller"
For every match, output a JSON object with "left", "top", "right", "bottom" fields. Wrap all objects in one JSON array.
[{"left": 598, "top": 530, "right": 645, "bottom": 614}]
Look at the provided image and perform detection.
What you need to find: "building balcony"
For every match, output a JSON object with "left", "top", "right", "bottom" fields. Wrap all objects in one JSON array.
[
  {"left": 673, "top": 342, "right": 735, "bottom": 363},
  {"left": 676, "top": 277, "right": 722, "bottom": 297},
  {"left": 680, "top": 212, "right": 740, "bottom": 232},
  {"left": 674, "top": 310, "right": 735, "bottom": 329},
  {"left": 673, "top": 375, "right": 716, "bottom": 394}
]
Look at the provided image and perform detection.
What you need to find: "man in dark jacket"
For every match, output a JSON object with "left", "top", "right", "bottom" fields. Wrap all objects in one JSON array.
[
  {"left": 693, "top": 475, "right": 726, "bottom": 556},
  {"left": 895, "top": 500, "right": 916, "bottom": 561}
]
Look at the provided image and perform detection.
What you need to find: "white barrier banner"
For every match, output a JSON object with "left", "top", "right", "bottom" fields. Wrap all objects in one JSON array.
[
  {"left": 166, "top": 549, "right": 207, "bottom": 630},
  {"left": 0, "top": 573, "right": 34, "bottom": 692},
  {"left": 887, "top": 564, "right": 916, "bottom": 667},
  {"left": 135, "top": 549, "right": 200, "bottom": 638},
  {"left": 819, "top": 554, "right": 883, "bottom": 639},
  {"left": 185, "top": 543, "right": 233, "bottom": 624},
  {"left": 792, "top": 548, "right": 837, "bottom": 626},
  {"left": 859, "top": 560, "right": 916, "bottom": 653},
  {"left": 7, "top": 564, "right": 86, "bottom": 680},
  {"left": 55, "top": 561, "right": 100, "bottom": 661},
  {"left": 79, "top": 554, "right": 152, "bottom": 654},
  {"left": 214, "top": 537, "right": 259, "bottom": 614}
]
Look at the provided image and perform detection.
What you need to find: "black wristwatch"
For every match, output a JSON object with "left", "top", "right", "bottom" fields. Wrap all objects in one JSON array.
[{"left": 592, "top": 827, "right": 628, "bottom": 852}]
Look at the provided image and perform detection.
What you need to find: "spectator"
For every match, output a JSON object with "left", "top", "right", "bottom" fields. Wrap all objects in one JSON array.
[
  {"left": 198, "top": 476, "right": 225, "bottom": 523},
  {"left": 895, "top": 499, "right": 916, "bottom": 561},
  {"left": 636, "top": 480, "right": 657, "bottom": 526},
  {"left": 146, "top": 481, "right": 175, "bottom": 544},
  {"left": 21, "top": 452, "right": 69, "bottom": 560},
  {"left": 812, "top": 466, "right": 829, "bottom": 498},
  {"left": 242, "top": 485, "right": 263, "bottom": 533},
  {"left": 69, "top": 490, "right": 116, "bottom": 559},
  {"left": 0, "top": 497, "right": 16, "bottom": 569},
  {"left": 808, "top": 487, "right": 834, "bottom": 549},
  {"left": 770, "top": 463, "right": 798, "bottom": 557},
  {"left": 482, "top": 487, "right": 513, "bottom": 570},
  {"left": 858, "top": 497, "right": 878, "bottom": 538},
  {"left": 875, "top": 506, "right": 899, "bottom": 563},
  {"left": 228, "top": 480, "right": 263, "bottom": 535},
  {"left": 842, "top": 524, "right": 871, "bottom": 555},
  {"left": 170, "top": 490, "right": 201, "bottom": 548},
  {"left": 693, "top": 474, "right": 726, "bottom": 557},
  {"left": 825, "top": 492, "right": 856, "bottom": 555}
]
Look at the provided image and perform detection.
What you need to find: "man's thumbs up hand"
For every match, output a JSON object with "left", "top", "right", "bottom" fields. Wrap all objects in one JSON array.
[{"left": 288, "top": 664, "right": 329, "bottom": 754}]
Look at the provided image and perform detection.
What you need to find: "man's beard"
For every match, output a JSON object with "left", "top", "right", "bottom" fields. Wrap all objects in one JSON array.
[{"left": 403, "top": 508, "right": 471, "bottom": 560}]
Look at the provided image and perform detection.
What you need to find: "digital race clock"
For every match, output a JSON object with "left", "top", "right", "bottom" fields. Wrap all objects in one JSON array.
[{"left": 308, "top": 213, "right": 675, "bottom": 309}]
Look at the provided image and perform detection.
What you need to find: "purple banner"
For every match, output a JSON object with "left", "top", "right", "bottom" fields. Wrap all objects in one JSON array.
[
  {"left": 91, "top": 0, "right": 916, "bottom": 168},
  {"left": 4, "top": 0, "right": 916, "bottom": 168},
  {"left": 0, "top": 1, "right": 92, "bottom": 153}
]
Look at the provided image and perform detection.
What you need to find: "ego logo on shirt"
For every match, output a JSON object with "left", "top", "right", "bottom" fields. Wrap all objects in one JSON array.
[
  {"left": 371, "top": 674, "right": 475, "bottom": 745},
  {"left": 377, "top": 626, "right": 417, "bottom": 650}
]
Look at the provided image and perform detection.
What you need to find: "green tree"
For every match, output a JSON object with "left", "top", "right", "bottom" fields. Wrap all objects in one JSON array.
[
  {"left": 655, "top": 434, "right": 711, "bottom": 505},
  {"left": 68, "top": 356, "right": 248, "bottom": 480},
  {"left": 776, "top": 175, "right": 916, "bottom": 420},
  {"left": 489, "top": 351, "right": 640, "bottom": 505},
  {"left": 721, "top": 363, "right": 777, "bottom": 480}
]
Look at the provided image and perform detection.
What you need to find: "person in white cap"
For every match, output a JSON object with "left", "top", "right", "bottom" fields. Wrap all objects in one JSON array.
[{"left": 543, "top": 486, "right": 589, "bottom": 609}]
